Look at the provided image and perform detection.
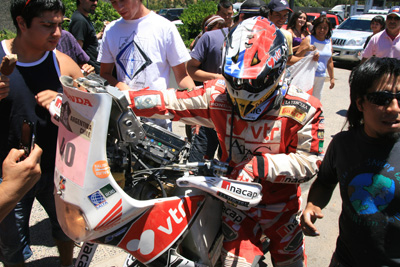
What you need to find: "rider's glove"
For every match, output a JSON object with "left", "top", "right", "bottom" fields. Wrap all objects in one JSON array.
[{"left": 229, "top": 155, "right": 267, "bottom": 183}]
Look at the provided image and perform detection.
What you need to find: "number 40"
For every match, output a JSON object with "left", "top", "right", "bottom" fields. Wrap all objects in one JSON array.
[{"left": 59, "top": 137, "right": 76, "bottom": 167}]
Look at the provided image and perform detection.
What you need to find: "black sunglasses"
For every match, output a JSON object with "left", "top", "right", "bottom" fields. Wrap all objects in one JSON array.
[
  {"left": 366, "top": 91, "right": 400, "bottom": 106},
  {"left": 387, "top": 15, "right": 400, "bottom": 21}
]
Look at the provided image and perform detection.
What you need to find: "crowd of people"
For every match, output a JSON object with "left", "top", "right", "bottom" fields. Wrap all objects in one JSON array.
[{"left": 0, "top": 0, "right": 399, "bottom": 266}]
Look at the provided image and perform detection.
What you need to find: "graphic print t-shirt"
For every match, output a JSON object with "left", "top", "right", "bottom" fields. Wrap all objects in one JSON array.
[
  {"left": 317, "top": 128, "right": 400, "bottom": 266},
  {"left": 98, "top": 12, "right": 190, "bottom": 91}
]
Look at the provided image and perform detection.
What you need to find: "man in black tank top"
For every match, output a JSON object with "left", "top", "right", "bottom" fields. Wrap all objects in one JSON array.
[{"left": 0, "top": 0, "right": 83, "bottom": 266}]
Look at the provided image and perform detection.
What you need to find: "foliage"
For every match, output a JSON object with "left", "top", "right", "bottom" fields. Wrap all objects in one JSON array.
[
  {"left": 295, "top": 0, "right": 321, "bottom": 7},
  {"left": 146, "top": 0, "right": 197, "bottom": 11},
  {"left": 0, "top": 29, "right": 16, "bottom": 41},
  {"left": 62, "top": 0, "right": 120, "bottom": 33},
  {"left": 178, "top": 1, "right": 218, "bottom": 47}
]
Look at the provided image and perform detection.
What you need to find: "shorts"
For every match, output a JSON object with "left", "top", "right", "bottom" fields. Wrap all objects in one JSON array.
[{"left": 0, "top": 172, "right": 71, "bottom": 265}]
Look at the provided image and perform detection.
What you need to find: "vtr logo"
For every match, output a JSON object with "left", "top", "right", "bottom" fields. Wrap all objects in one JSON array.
[
  {"left": 125, "top": 199, "right": 188, "bottom": 256},
  {"left": 157, "top": 200, "right": 186, "bottom": 234},
  {"left": 250, "top": 125, "right": 280, "bottom": 140},
  {"left": 221, "top": 180, "right": 258, "bottom": 199},
  {"left": 120, "top": 195, "right": 203, "bottom": 263}
]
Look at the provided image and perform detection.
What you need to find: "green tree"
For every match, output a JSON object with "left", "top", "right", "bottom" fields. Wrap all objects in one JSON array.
[
  {"left": 178, "top": 0, "right": 218, "bottom": 47},
  {"left": 294, "top": 0, "right": 321, "bottom": 6},
  {"left": 0, "top": 29, "right": 16, "bottom": 41}
]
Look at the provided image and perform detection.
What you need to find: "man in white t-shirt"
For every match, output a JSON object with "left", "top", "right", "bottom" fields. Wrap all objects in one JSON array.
[{"left": 98, "top": 0, "right": 195, "bottom": 129}]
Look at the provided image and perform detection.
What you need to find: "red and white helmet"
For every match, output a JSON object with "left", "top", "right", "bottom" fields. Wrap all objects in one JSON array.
[{"left": 223, "top": 16, "right": 288, "bottom": 119}]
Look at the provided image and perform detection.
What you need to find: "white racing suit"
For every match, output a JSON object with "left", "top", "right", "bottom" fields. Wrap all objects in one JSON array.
[{"left": 124, "top": 78, "right": 324, "bottom": 266}]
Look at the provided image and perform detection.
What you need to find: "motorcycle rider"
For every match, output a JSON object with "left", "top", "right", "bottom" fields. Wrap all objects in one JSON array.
[{"left": 123, "top": 16, "right": 324, "bottom": 266}]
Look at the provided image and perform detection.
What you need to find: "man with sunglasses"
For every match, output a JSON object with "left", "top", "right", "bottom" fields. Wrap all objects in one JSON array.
[
  {"left": 361, "top": 7, "right": 400, "bottom": 62},
  {"left": 0, "top": 0, "right": 83, "bottom": 266},
  {"left": 301, "top": 57, "right": 400, "bottom": 266},
  {"left": 69, "top": 0, "right": 101, "bottom": 73}
]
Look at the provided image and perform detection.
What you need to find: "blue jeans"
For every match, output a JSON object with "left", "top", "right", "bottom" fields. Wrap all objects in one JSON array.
[
  {"left": 188, "top": 126, "right": 220, "bottom": 162},
  {"left": 0, "top": 172, "right": 70, "bottom": 265}
]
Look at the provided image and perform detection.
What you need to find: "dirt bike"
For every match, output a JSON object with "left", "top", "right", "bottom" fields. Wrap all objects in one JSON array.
[{"left": 50, "top": 74, "right": 264, "bottom": 267}]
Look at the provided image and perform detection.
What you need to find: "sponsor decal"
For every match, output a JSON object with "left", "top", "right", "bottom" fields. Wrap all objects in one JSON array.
[
  {"left": 70, "top": 115, "right": 92, "bottom": 139},
  {"left": 217, "top": 191, "right": 249, "bottom": 207},
  {"left": 275, "top": 175, "right": 286, "bottom": 182},
  {"left": 88, "top": 191, "right": 108, "bottom": 209},
  {"left": 105, "top": 226, "right": 128, "bottom": 243},
  {"left": 59, "top": 175, "right": 66, "bottom": 191},
  {"left": 75, "top": 242, "right": 97, "bottom": 267},
  {"left": 276, "top": 214, "right": 300, "bottom": 238},
  {"left": 210, "top": 102, "right": 231, "bottom": 109},
  {"left": 54, "top": 95, "right": 62, "bottom": 109},
  {"left": 134, "top": 95, "right": 161, "bottom": 109},
  {"left": 279, "top": 106, "right": 306, "bottom": 123},
  {"left": 283, "top": 99, "right": 311, "bottom": 112},
  {"left": 250, "top": 124, "right": 280, "bottom": 140},
  {"left": 317, "top": 130, "right": 324, "bottom": 139},
  {"left": 64, "top": 89, "right": 93, "bottom": 107},
  {"left": 318, "top": 117, "right": 325, "bottom": 130},
  {"left": 282, "top": 177, "right": 310, "bottom": 183},
  {"left": 221, "top": 180, "right": 258, "bottom": 199},
  {"left": 216, "top": 79, "right": 226, "bottom": 86},
  {"left": 94, "top": 199, "right": 122, "bottom": 230},
  {"left": 267, "top": 48, "right": 282, "bottom": 68},
  {"left": 60, "top": 101, "right": 93, "bottom": 139},
  {"left": 118, "top": 196, "right": 203, "bottom": 263},
  {"left": 222, "top": 205, "right": 245, "bottom": 224},
  {"left": 93, "top": 160, "right": 111, "bottom": 179},
  {"left": 100, "top": 184, "right": 117, "bottom": 198},
  {"left": 318, "top": 140, "right": 324, "bottom": 153}
]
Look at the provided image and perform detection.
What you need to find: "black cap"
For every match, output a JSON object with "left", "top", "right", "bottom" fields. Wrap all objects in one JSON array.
[
  {"left": 267, "top": 0, "right": 292, "bottom": 12},
  {"left": 239, "top": 0, "right": 267, "bottom": 14}
]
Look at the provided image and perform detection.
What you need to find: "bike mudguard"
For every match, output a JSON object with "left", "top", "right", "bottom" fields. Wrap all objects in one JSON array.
[
  {"left": 176, "top": 175, "right": 262, "bottom": 210},
  {"left": 54, "top": 78, "right": 206, "bottom": 264}
]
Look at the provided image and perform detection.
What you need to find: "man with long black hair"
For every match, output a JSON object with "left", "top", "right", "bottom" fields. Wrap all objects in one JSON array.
[{"left": 302, "top": 57, "right": 400, "bottom": 266}]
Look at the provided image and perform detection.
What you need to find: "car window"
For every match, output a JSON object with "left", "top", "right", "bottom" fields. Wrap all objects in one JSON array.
[
  {"left": 337, "top": 18, "right": 372, "bottom": 31},
  {"left": 307, "top": 15, "right": 317, "bottom": 22},
  {"left": 337, "top": 15, "right": 344, "bottom": 25},
  {"left": 159, "top": 9, "right": 167, "bottom": 15},
  {"left": 328, "top": 17, "right": 337, "bottom": 26}
]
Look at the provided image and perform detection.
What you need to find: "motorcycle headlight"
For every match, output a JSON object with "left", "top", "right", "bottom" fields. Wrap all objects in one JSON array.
[
  {"left": 55, "top": 194, "right": 91, "bottom": 241},
  {"left": 347, "top": 37, "right": 367, "bottom": 46}
]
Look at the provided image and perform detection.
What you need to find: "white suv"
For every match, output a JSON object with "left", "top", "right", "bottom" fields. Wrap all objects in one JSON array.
[{"left": 331, "top": 14, "right": 386, "bottom": 63}]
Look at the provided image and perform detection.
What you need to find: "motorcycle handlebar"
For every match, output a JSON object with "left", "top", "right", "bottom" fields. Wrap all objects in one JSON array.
[{"left": 170, "top": 160, "right": 229, "bottom": 177}]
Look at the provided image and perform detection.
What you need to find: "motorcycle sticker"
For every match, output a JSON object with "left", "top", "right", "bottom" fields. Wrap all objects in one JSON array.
[
  {"left": 94, "top": 199, "right": 122, "bottom": 230},
  {"left": 88, "top": 190, "right": 108, "bottom": 209},
  {"left": 56, "top": 123, "right": 91, "bottom": 187},
  {"left": 100, "top": 184, "right": 117, "bottom": 198},
  {"left": 92, "top": 160, "right": 111, "bottom": 179},
  {"left": 118, "top": 195, "right": 204, "bottom": 264}
]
